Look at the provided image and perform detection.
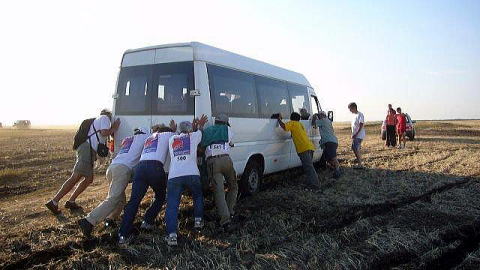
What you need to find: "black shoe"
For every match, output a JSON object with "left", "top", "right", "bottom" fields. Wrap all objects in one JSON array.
[
  {"left": 78, "top": 218, "right": 93, "bottom": 238},
  {"left": 104, "top": 219, "right": 117, "bottom": 229},
  {"left": 45, "top": 200, "right": 61, "bottom": 215},
  {"left": 222, "top": 221, "right": 240, "bottom": 233},
  {"left": 65, "top": 201, "right": 82, "bottom": 210},
  {"left": 333, "top": 169, "right": 342, "bottom": 179}
]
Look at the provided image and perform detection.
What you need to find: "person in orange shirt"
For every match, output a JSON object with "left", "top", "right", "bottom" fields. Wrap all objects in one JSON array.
[
  {"left": 385, "top": 108, "right": 397, "bottom": 147},
  {"left": 396, "top": 107, "right": 407, "bottom": 149},
  {"left": 277, "top": 112, "right": 320, "bottom": 190}
]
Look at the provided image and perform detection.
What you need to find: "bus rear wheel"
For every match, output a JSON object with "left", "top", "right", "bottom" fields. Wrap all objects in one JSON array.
[{"left": 240, "top": 161, "right": 262, "bottom": 195}]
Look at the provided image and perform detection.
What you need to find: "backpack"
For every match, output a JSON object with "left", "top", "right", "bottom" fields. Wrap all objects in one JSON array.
[{"left": 73, "top": 118, "right": 96, "bottom": 150}]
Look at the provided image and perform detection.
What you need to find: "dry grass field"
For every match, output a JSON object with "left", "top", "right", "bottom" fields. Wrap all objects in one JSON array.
[{"left": 0, "top": 121, "right": 479, "bottom": 269}]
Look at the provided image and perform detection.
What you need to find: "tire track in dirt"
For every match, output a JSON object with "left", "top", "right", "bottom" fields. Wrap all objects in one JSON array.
[
  {"left": 312, "top": 177, "right": 475, "bottom": 233},
  {"left": 385, "top": 218, "right": 480, "bottom": 270},
  {"left": 421, "top": 220, "right": 480, "bottom": 269},
  {"left": 253, "top": 177, "right": 475, "bottom": 255}
]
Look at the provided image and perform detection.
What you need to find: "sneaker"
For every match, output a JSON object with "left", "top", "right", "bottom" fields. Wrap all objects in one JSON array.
[
  {"left": 165, "top": 233, "right": 178, "bottom": 246},
  {"left": 45, "top": 200, "right": 61, "bottom": 215},
  {"left": 104, "top": 219, "right": 117, "bottom": 229},
  {"left": 140, "top": 221, "right": 155, "bottom": 231},
  {"left": 118, "top": 234, "right": 134, "bottom": 245},
  {"left": 65, "top": 201, "right": 82, "bottom": 210},
  {"left": 194, "top": 218, "right": 204, "bottom": 230},
  {"left": 78, "top": 218, "right": 93, "bottom": 238}
]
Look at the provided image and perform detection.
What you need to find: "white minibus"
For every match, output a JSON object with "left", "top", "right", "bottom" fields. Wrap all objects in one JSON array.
[{"left": 112, "top": 42, "right": 330, "bottom": 194}]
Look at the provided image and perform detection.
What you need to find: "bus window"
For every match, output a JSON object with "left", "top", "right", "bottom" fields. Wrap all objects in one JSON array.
[
  {"left": 288, "top": 83, "right": 311, "bottom": 119},
  {"left": 256, "top": 76, "right": 290, "bottom": 118},
  {"left": 208, "top": 64, "right": 258, "bottom": 118},
  {"left": 310, "top": 95, "right": 320, "bottom": 114},
  {"left": 152, "top": 62, "right": 194, "bottom": 115},
  {"left": 115, "top": 65, "right": 152, "bottom": 115}
]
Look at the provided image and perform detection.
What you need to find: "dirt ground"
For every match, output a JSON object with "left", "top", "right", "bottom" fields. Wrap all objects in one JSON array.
[{"left": 0, "top": 121, "right": 479, "bottom": 269}]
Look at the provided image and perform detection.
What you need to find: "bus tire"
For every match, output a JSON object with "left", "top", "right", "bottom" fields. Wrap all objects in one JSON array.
[{"left": 240, "top": 159, "right": 263, "bottom": 195}]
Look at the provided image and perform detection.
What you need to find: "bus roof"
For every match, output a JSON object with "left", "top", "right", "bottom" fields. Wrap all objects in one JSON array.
[{"left": 123, "top": 42, "right": 312, "bottom": 87}]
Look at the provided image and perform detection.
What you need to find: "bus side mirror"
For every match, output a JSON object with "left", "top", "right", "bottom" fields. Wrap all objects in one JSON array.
[
  {"left": 412, "top": 120, "right": 416, "bottom": 123},
  {"left": 328, "top": 111, "right": 334, "bottom": 122}
]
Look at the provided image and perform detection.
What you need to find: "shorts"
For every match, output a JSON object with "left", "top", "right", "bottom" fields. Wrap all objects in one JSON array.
[
  {"left": 73, "top": 141, "right": 96, "bottom": 177},
  {"left": 351, "top": 138, "right": 363, "bottom": 152},
  {"left": 322, "top": 142, "right": 338, "bottom": 161},
  {"left": 397, "top": 125, "right": 406, "bottom": 135}
]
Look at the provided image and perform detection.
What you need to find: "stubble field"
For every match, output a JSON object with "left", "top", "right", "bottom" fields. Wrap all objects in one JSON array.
[{"left": 0, "top": 120, "right": 479, "bottom": 269}]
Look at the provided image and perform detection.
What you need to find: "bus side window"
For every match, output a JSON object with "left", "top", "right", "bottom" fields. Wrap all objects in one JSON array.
[{"left": 288, "top": 83, "right": 311, "bottom": 119}]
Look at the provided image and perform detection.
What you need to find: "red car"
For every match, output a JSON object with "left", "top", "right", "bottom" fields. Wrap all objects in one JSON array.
[{"left": 381, "top": 113, "right": 416, "bottom": 140}]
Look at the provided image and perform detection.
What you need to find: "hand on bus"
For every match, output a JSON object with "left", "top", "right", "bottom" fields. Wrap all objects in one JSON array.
[
  {"left": 197, "top": 114, "right": 208, "bottom": 129},
  {"left": 112, "top": 118, "right": 121, "bottom": 131}
]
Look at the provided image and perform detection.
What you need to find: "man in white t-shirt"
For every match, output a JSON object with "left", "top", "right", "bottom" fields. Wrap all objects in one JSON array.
[
  {"left": 348, "top": 102, "right": 365, "bottom": 169},
  {"left": 165, "top": 115, "right": 208, "bottom": 246},
  {"left": 117, "top": 121, "right": 178, "bottom": 245},
  {"left": 77, "top": 127, "right": 150, "bottom": 237},
  {"left": 201, "top": 114, "right": 238, "bottom": 231},
  {"left": 46, "top": 109, "right": 121, "bottom": 215}
]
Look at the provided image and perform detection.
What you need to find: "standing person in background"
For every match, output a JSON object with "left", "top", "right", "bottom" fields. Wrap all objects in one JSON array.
[
  {"left": 312, "top": 112, "right": 341, "bottom": 179},
  {"left": 387, "top": 104, "right": 394, "bottom": 114},
  {"left": 396, "top": 107, "right": 407, "bottom": 149},
  {"left": 201, "top": 114, "right": 238, "bottom": 232},
  {"left": 385, "top": 108, "right": 397, "bottom": 147},
  {"left": 348, "top": 102, "right": 365, "bottom": 169},
  {"left": 45, "top": 109, "right": 120, "bottom": 214},
  {"left": 117, "top": 121, "right": 177, "bottom": 245},
  {"left": 165, "top": 115, "right": 208, "bottom": 246},
  {"left": 277, "top": 112, "right": 320, "bottom": 189},
  {"left": 77, "top": 127, "right": 150, "bottom": 237}
]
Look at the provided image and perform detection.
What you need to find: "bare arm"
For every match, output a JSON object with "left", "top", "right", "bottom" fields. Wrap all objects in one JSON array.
[
  {"left": 277, "top": 118, "right": 286, "bottom": 131},
  {"left": 352, "top": 122, "right": 364, "bottom": 138},
  {"left": 100, "top": 118, "right": 121, "bottom": 136}
]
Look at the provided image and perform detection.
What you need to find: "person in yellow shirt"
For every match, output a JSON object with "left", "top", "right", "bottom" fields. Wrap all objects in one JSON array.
[{"left": 277, "top": 112, "right": 320, "bottom": 189}]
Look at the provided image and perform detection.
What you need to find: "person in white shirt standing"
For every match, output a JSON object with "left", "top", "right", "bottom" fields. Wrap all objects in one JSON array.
[
  {"left": 117, "top": 121, "right": 177, "bottom": 245},
  {"left": 165, "top": 115, "right": 208, "bottom": 246},
  {"left": 348, "top": 102, "right": 366, "bottom": 169},
  {"left": 77, "top": 127, "right": 150, "bottom": 237},
  {"left": 201, "top": 114, "right": 238, "bottom": 232},
  {"left": 45, "top": 109, "right": 120, "bottom": 214}
]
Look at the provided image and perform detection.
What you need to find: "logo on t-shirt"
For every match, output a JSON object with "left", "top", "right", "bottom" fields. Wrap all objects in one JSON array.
[
  {"left": 119, "top": 136, "right": 134, "bottom": 154},
  {"left": 172, "top": 136, "right": 190, "bottom": 157},
  {"left": 143, "top": 135, "right": 158, "bottom": 154}
]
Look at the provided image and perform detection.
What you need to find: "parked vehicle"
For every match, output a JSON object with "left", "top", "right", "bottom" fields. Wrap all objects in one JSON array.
[
  {"left": 13, "top": 120, "right": 31, "bottom": 129},
  {"left": 112, "top": 42, "right": 331, "bottom": 194},
  {"left": 381, "top": 113, "right": 416, "bottom": 140}
]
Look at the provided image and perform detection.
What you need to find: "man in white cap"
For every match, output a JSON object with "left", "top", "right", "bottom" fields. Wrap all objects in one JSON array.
[
  {"left": 201, "top": 114, "right": 238, "bottom": 231},
  {"left": 77, "top": 126, "right": 150, "bottom": 237},
  {"left": 117, "top": 121, "right": 177, "bottom": 244},
  {"left": 165, "top": 115, "right": 208, "bottom": 246}
]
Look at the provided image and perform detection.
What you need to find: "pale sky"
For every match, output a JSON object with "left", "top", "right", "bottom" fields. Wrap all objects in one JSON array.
[{"left": 1, "top": 0, "right": 479, "bottom": 125}]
